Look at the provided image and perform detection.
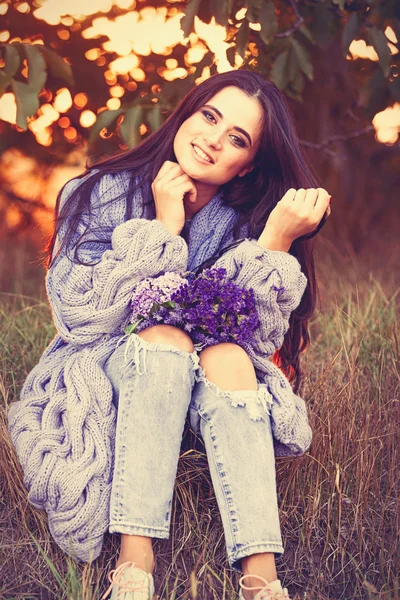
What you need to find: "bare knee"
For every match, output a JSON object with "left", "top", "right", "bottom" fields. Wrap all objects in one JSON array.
[
  {"left": 199, "top": 343, "right": 257, "bottom": 389},
  {"left": 138, "top": 324, "right": 195, "bottom": 353},
  {"left": 199, "top": 342, "right": 253, "bottom": 370}
]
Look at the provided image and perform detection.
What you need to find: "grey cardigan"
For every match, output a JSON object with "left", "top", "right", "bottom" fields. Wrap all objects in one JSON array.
[{"left": 8, "top": 169, "right": 312, "bottom": 563}]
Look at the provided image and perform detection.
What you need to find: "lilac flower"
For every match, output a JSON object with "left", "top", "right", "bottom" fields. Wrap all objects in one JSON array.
[
  {"left": 125, "top": 267, "right": 259, "bottom": 351},
  {"left": 125, "top": 272, "right": 188, "bottom": 334}
]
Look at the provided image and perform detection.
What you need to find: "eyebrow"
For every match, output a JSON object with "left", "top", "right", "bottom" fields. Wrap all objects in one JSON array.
[{"left": 203, "top": 104, "right": 253, "bottom": 146}]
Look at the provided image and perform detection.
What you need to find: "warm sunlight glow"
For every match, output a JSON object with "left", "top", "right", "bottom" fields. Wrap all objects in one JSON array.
[
  {"left": 0, "top": 93, "right": 17, "bottom": 124},
  {"left": 0, "top": 93, "right": 16, "bottom": 124},
  {"left": 110, "top": 84, "right": 125, "bottom": 98},
  {"left": 64, "top": 126, "right": 78, "bottom": 142},
  {"left": 235, "top": 8, "right": 247, "bottom": 20},
  {"left": 53, "top": 88, "right": 73, "bottom": 113},
  {"left": 35, "top": 127, "right": 52, "bottom": 146},
  {"left": 130, "top": 67, "right": 146, "bottom": 81},
  {"left": 74, "top": 93, "right": 88, "bottom": 109},
  {"left": 80, "top": 110, "right": 96, "bottom": 127},
  {"left": 185, "top": 44, "right": 208, "bottom": 65},
  {"left": 85, "top": 48, "right": 102, "bottom": 60},
  {"left": 82, "top": 8, "right": 186, "bottom": 59},
  {"left": 373, "top": 103, "right": 400, "bottom": 144},
  {"left": 194, "top": 16, "right": 233, "bottom": 73},
  {"left": 4, "top": 2, "right": 398, "bottom": 148},
  {"left": 106, "top": 98, "right": 121, "bottom": 110},
  {"left": 109, "top": 54, "right": 139, "bottom": 74},
  {"left": 28, "top": 104, "right": 59, "bottom": 137},
  {"left": 33, "top": 0, "right": 129, "bottom": 25},
  {"left": 348, "top": 26, "right": 398, "bottom": 59},
  {"left": 57, "top": 29, "right": 70, "bottom": 40},
  {"left": 58, "top": 116, "right": 70, "bottom": 128},
  {"left": 16, "top": 2, "right": 30, "bottom": 13}
]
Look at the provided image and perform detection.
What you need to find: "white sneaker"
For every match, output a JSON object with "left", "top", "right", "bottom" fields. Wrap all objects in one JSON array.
[
  {"left": 100, "top": 561, "right": 155, "bottom": 600},
  {"left": 238, "top": 574, "right": 290, "bottom": 599}
]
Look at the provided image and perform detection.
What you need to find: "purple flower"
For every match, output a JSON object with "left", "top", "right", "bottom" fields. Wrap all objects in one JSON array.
[{"left": 125, "top": 267, "right": 259, "bottom": 349}]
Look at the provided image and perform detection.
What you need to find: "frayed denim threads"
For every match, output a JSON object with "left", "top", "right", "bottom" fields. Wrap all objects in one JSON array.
[
  {"left": 193, "top": 365, "right": 273, "bottom": 422},
  {"left": 104, "top": 333, "right": 284, "bottom": 574}
]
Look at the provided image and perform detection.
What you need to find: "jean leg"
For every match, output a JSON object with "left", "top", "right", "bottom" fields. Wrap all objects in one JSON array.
[
  {"left": 104, "top": 333, "right": 201, "bottom": 538},
  {"left": 189, "top": 366, "right": 284, "bottom": 574}
]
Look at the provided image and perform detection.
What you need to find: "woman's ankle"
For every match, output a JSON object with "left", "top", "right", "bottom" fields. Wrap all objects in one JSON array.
[
  {"left": 116, "top": 552, "right": 155, "bottom": 574},
  {"left": 117, "top": 534, "right": 155, "bottom": 574}
]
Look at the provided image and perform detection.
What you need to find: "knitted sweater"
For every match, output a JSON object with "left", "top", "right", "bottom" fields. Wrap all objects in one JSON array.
[{"left": 7, "top": 169, "right": 312, "bottom": 563}]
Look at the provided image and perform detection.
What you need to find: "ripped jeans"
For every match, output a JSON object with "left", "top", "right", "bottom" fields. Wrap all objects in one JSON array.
[{"left": 104, "top": 333, "right": 284, "bottom": 574}]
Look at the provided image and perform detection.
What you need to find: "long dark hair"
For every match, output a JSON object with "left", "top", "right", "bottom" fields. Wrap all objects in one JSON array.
[{"left": 46, "top": 69, "right": 328, "bottom": 393}]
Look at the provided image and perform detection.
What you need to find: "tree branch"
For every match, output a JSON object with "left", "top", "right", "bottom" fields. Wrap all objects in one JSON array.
[
  {"left": 275, "top": 0, "right": 304, "bottom": 38},
  {"left": 300, "top": 125, "right": 376, "bottom": 156}
]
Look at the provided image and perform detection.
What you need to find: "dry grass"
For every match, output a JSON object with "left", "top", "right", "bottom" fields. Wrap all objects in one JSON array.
[{"left": 0, "top": 237, "right": 399, "bottom": 600}]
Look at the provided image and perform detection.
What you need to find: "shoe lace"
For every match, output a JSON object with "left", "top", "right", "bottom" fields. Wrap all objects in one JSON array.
[
  {"left": 239, "top": 574, "right": 290, "bottom": 599},
  {"left": 100, "top": 561, "right": 152, "bottom": 600}
]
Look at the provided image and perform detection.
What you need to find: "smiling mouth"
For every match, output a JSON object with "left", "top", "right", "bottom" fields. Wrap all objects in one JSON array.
[{"left": 192, "top": 144, "right": 214, "bottom": 164}]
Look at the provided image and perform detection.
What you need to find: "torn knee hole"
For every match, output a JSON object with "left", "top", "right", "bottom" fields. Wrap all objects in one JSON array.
[{"left": 194, "top": 371, "right": 273, "bottom": 421}]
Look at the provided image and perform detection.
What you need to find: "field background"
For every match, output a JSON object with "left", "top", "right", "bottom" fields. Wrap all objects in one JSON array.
[
  {"left": 1, "top": 222, "right": 399, "bottom": 599},
  {"left": 1, "top": 0, "right": 400, "bottom": 597}
]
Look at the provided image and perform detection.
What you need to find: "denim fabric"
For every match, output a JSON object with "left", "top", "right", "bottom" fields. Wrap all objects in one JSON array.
[{"left": 104, "top": 333, "right": 284, "bottom": 574}]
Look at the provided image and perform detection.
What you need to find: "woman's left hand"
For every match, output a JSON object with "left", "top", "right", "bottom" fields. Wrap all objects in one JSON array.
[{"left": 257, "top": 188, "right": 331, "bottom": 250}]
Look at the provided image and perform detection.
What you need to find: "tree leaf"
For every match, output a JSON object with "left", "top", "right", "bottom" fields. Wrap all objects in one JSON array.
[
  {"left": 0, "top": 71, "right": 12, "bottom": 98},
  {"left": 259, "top": 1, "right": 278, "bottom": 45},
  {"left": 120, "top": 105, "right": 144, "bottom": 148},
  {"left": 270, "top": 50, "right": 290, "bottom": 89},
  {"left": 308, "top": 5, "right": 340, "bottom": 46},
  {"left": 4, "top": 44, "right": 20, "bottom": 76},
  {"left": 332, "top": 0, "right": 346, "bottom": 11},
  {"left": 89, "top": 108, "right": 123, "bottom": 143},
  {"left": 197, "top": 0, "right": 214, "bottom": 24},
  {"left": 11, "top": 79, "right": 40, "bottom": 130},
  {"left": 389, "top": 76, "right": 400, "bottom": 102},
  {"left": 291, "top": 38, "right": 313, "bottom": 80},
  {"left": 236, "top": 18, "right": 250, "bottom": 58},
  {"left": 180, "top": 0, "right": 202, "bottom": 38},
  {"left": 24, "top": 44, "right": 47, "bottom": 93},
  {"left": 39, "top": 45, "right": 74, "bottom": 86},
  {"left": 213, "top": 0, "right": 229, "bottom": 28},
  {"left": 287, "top": 46, "right": 299, "bottom": 83},
  {"left": 226, "top": 45, "right": 236, "bottom": 67},
  {"left": 147, "top": 104, "right": 163, "bottom": 133},
  {"left": 299, "top": 24, "right": 316, "bottom": 45},
  {"left": 367, "top": 27, "right": 391, "bottom": 78},
  {"left": 359, "top": 68, "right": 389, "bottom": 121},
  {"left": 290, "top": 68, "right": 305, "bottom": 94},
  {"left": 247, "top": 0, "right": 261, "bottom": 23},
  {"left": 342, "top": 12, "right": 362, "bottom": 58}
]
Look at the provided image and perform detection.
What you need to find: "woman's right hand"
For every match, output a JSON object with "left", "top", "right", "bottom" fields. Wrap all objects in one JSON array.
[{"left": 151, "top": 160, "right": 197, "bottom": 236}]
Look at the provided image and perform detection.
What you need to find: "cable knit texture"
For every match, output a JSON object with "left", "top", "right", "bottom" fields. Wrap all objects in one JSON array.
[{"left": 7, "top": 169, "right": 312, "bottom": 563}]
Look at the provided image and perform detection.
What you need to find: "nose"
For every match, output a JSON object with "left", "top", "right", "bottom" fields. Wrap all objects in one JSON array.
[{"left": 204, "top": 126, "right": 223, "bottom": 149}]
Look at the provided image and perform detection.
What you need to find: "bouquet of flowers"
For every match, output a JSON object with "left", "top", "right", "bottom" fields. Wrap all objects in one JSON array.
[{"left": 124, "top": 267, "right": 259, "bottom": 352}]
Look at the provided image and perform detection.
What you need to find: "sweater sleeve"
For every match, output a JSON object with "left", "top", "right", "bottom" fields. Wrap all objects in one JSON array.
[
  {"left": 211, "top": 238, "right": 312, "bottom": 456},
  {"left": 211, "top": 238, "right": 307, "bottom": 358},
  {"left": 46, "top": 173, "right": 188, "bottom": 347}
]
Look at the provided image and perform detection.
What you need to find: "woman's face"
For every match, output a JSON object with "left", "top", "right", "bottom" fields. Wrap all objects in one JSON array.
[{"left": 173, "top": 86, "right": 263, "bottom": 186}]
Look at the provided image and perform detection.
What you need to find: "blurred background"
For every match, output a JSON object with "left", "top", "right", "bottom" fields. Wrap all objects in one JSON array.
[
  {"left": 0, "top": 0, "right": 399, "bottom": 296},
  {"left": 0, "top": 2, "right": 399, "bottom": 599}
]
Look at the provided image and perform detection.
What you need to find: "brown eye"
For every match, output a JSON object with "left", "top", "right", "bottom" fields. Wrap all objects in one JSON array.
[
  {"left": 202, "top": 110, "right": 217, "bottom": 123},
  {"left": 230, "top": 135, "right": 246, "bottom": 148}
]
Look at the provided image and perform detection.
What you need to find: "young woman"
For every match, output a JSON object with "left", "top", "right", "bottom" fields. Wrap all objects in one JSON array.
[{"left": 8, "top": 70, "right": 331, "bottom": 600}]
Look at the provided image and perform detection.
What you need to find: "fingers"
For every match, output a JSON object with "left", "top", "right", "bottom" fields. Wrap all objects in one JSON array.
[
  {"left": 183, "top": 182, "right": 197, "bottom": 203},
  {"left": 283, "top": 187, "right": 331, "bottom": 225},
  {"left": 154, "top": 161, "right": 183, "bottom": 186}
]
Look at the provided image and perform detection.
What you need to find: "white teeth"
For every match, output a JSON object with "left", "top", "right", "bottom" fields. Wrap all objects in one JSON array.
[{"left": 193, "top": 144, "right": 211, "bottom": 162}]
